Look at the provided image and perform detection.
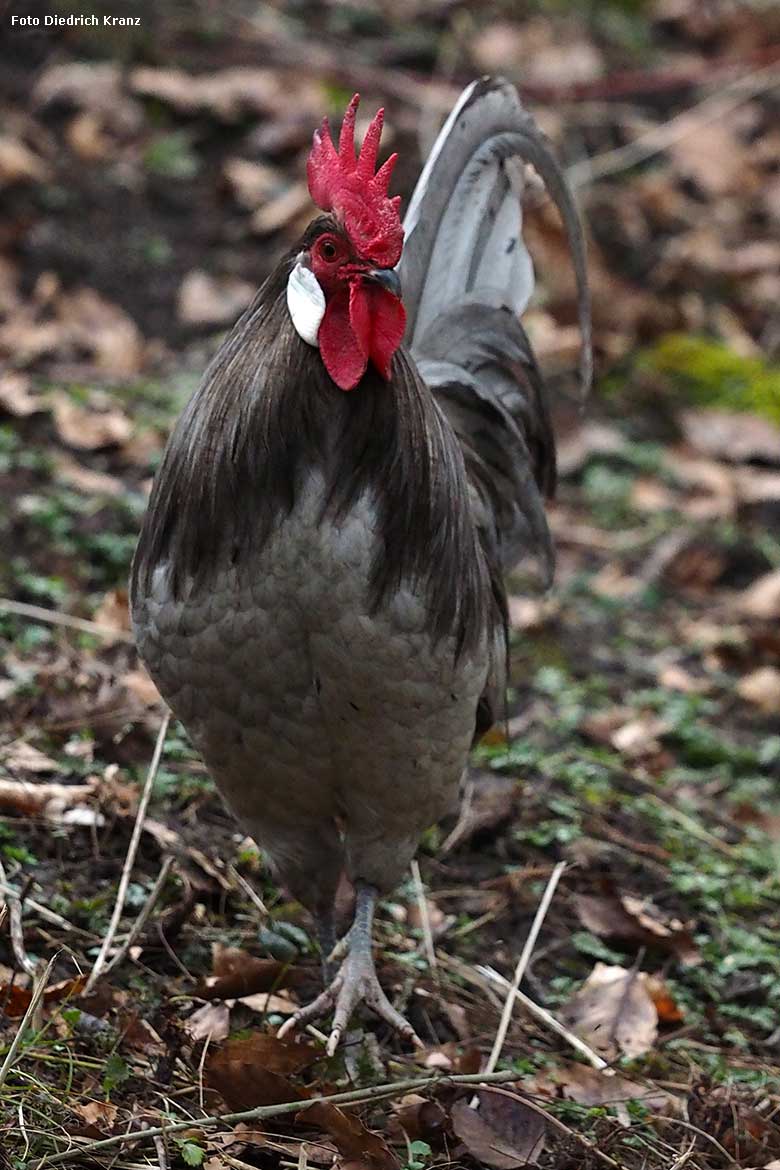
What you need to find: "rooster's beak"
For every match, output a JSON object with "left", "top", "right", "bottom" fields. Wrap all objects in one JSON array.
[{"left": 366, "top": 267, "right": 402, "bottom": 299}]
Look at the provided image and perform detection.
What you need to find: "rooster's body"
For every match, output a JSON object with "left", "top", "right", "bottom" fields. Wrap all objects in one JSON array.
[{"left": 131, "top": 78, "right": 590, "bottom": 1049}]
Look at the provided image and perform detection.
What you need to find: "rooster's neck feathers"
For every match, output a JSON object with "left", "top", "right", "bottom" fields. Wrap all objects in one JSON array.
[{"left": 132, "top": 246, "right": 491, "bottom": 659}]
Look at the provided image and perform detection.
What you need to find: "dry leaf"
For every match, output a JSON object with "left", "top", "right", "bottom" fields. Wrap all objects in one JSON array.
[
  {"left": 131, "top": 67, "right": 284, "bottom": 121},
  {"left": 72, "top": 1100, "right": 118, "bottom": 1131},
  {"left": 93, "top": 589, "right": 131, "bottom": 636},
  {"left": 0, "top": 372, "right": 46, "bottom": 417},
  {"left": 206, "top": 1033, "right": 315, "bottom": 1111},
  {"left": 0, "top": 777, "right": 100, "bottom": 821},
  {"left": 251, "top": 184, "right": 311, "bottom": 235},
  {"left": 223, "top": 158, "right": 281, "bottom": 210},
  {"left": 575, "top": 892, "right": 700, "bottom": 965},
  {"left": 34, "top": 62, "right": 142, "bottom": 133},
  {"left": 301, "top": 1101, "right": 400, "bottom": 1170},
  {"left": 561, "top": 963, "right": 659, "bottom": 1060},
  {"left": 52, "top": 452, "right": 125, "bottom": 496},
  {"left": 52, "top": 393, "right": 133, "bottom": 451},
  {"left": 737, "top": 667, "right": 780, "bottom": 714},
  {"left": 680, "top": 409, "right": 780, "bottom": 465},
  {"left": 185, "top": 1002, "right": 231, "bottom": 1043},
  {"left": 198, "top": 944, "right": 304, "bottom": 999},
  {"left": 0, "top": 135, "right": 49, "bottom": 185},
  {"left": 0, "top": 740, "right": 59, "bottom": 774},
  {"left": 738, "top": 569, "right": 780, "bottom": 620},
  {"left": 451, "top": 1090, "right": 546, "bottom": 1169},
  {"left": 120, "top": 668, "right": 162, "bottom": 707},
  {"left": 177, "top": 270, "right": 254, "bottom": 327},
  {"left": 442, "top": 772, "right": 517, "bottom": 853},
  {"left": 56, "top": 288, "right": 143, "bottom": 376}
]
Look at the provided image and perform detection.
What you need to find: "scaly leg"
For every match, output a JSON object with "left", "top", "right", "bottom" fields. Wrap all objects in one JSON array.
[
  {"left": 314, "top": 911, "right": 337, "bottom": 982},
  {"left": 279, "top": 882, "right": 419, "bottom": 1055}
]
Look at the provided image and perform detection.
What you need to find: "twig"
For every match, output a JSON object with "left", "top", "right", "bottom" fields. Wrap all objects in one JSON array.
[
  {"left": 567, "top": 61, "right": 780, "bottom": 189},
  {"left": 410, "top": 859, "right": 437, "bottom": 974},
  {"left": 0, "top": 597, "right": 133, "bottom": 641},
  {"left": 0, "top": 881, "right": 99, "bottom": 940},
  {"left": 480, "top": 1084, "right": 620, "bottom": 1170},
  {"left": 83, "top": 711, "right": 170, "bottom": 995},
  {"left": 656, "top": 1117, "right": 740, "bottom": 1168},
  {"left": 43, "top": 1068, "right": 552, "bottom": 1165},
  {"left": 483, "top": 860, "right": 567, "bottom": 1078},
  {"left": 475, "top": 964, "right": 611, "bottom": 1072},
  {"left": 104, "top": 856, "right": 174, "bottom": 975},
  {"left": 0, "top": 861, "right": 37, "bottom": 978},
  {"left": 227, "top": 863, "right": 269, "bottom": 918},
  {"left": 0, "top": 954, "right": 56, "bottom": 1090}
]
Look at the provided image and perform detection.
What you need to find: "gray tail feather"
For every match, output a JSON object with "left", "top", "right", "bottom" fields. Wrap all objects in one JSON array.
[{"left": 400, "top": 76, "right": 592, "bottom": 579}]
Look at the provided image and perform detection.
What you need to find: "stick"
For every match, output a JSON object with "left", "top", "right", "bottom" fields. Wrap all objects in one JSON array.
[
  {"left": 410, "top": 859, "right": 437, "bottom": 974},
  {"left": 83, "top": 711, "right": 170, "bottom": 995},
  {"left": 475, "top": 964, "right": 611, "bottom": 1072},
  {"left": 104, "top": 855, "right": 174, "bottom": 975},
  {"left": 43, "top": 1068, "right": 546, "bottom": 1165},
  {"left": 0, "top": 861, "right": 37, "bottom": 978},
  {"left": 483, "top": 860, "right": 567, "bottom": 1078},
  {"left": 0, "top": 598, "right": 133, "bottom": 641},
  {"left": 0, "top": 954, "right": 56, "bottom": 1090}
]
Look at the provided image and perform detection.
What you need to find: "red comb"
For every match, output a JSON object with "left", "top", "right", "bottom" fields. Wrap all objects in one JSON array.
[{"left": 307, "top": 94, "right": 403, "bottom": 268}]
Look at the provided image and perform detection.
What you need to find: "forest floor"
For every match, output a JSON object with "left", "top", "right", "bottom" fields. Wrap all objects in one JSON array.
[{"left": 1, "top": 2, "right": 780, "bottom": 1168}]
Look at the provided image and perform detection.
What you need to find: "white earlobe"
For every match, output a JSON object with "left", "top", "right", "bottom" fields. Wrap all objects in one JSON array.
[{"left": 287, "top": 261, "right": 326, "bottom": 347}]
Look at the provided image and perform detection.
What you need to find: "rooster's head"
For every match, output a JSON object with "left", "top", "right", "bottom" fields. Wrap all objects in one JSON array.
[{"left": 286, "top": 94, "right": 406, "bottom": 391}]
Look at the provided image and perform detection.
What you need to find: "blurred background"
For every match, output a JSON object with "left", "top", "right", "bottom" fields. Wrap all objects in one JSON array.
[{"left": 1, "top": 2, "right": 780, "bottom": 1164}]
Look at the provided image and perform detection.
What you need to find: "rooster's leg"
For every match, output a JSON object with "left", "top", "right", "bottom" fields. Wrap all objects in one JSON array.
[
  {"left": 279, "top": 882, "right": 419, "bottom": 1054},
  {"left": 314, "top": 912, "right": 337, "bottom": 982}
]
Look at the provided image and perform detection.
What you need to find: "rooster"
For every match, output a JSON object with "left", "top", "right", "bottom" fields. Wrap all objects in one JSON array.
[{"left": 131, "top": 78, "right": 591, "bottom": 1052}]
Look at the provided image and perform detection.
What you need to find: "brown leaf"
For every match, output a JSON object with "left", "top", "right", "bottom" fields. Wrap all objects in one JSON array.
[
  {"left": 206, "top": 1033, "right": 315, "bottom": 1111},
  {"left": 575, "top": 892, "right": 700, "bottom": 966},
  {"left": 93, "top": 589, "right": 131, "bottom": 637},
  {"left": 0, "top": 372, "right": 46, "bottom": 417},
  {"left": 72, "top": 1100, "right": 118, "bottom": 1133},
  {"left": 34, "top": 62, "right": 142, "bottom": 134},
  {"left": 1, "top": 974, "right": 87, "bottom": 1018},
  {"left": 223, "top": 158, "right": 281, "bottom": 210},
  {"left": 561, "top": 963, "right": 659, "bottom": 1060},
  {"left": 680, "top": 408, "right": 780, "bottom": 465},
  {"left": 451, "top": 1090, "right": 546, "bottom": 1169},
  {"left": 737, "top": 666, "right": 780, "bottom": 713},
  {"left": 52, "top": 452, "right": 125, "bottom": 497},
  {"left": 184, "top": 1002, "right": 231, "bottom": 1043},
  {"left": 391, "top": 1095, "right": 448, "bottom": 1145},
  {"left": 198, "top": 944, "right": 304, "bottom": 999},
  {"left": 738, "top": 569, "right": 780, "bottom": 620},
  {"left": 52, "top": 393, "right": 133, "bottom": 451},
  {"left": 441, "top": 772, "right": 517, "bottom": 853},
  {"left": 55, "top": 288, "right": 144, "bottom": 376},
  {"left": 530, "top": 1061, "right": 676, "bottom": 1115},
  {"left": 130, "top": 67, "right": 285, "bottom": 121},
  {"left": 177, "top": 270, "right": 254, "bottom": 327},
  {"left": 0, "top": 740, "right": 59, "bottom": 774},
  {"left": 301, "top": 1102, "right": 400, "bottom": 1170},
  {"left": 120, "top": 668, "right": 162, "bottom": 708},
  {"left": 251, "top": 183, "right": 311, "bottom": 236},
  {"left": 0, "top": 135, "right": 49, "bottom": 185}
]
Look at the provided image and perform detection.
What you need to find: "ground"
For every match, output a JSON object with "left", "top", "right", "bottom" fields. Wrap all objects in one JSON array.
[{"left": 1, "top": 2, "right": 780, "bottom": 1168}]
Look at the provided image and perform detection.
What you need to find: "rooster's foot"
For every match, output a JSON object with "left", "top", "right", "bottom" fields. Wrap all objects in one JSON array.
[{"left": 279, "top": 883, "right": 419, "bottom": 1055}]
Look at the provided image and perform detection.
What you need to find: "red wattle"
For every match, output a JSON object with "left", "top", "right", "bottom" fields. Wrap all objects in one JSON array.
[{"left": 318, "top": 280, "right": 406, "bottom": 391}]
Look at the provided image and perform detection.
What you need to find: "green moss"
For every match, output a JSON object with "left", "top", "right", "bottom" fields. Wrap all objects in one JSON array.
[{"left": 639, "top": 333, "right": 780, "bottom": 424}]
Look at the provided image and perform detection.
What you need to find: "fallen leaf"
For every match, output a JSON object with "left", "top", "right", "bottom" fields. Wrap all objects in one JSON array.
[
  {"left": 680, "top": 409, "right": 780, "bottom": 465},
  {"left": 185, "top": 1002, "right": 231, "bottom": 1043},
  {"left": 72, "top": 1100, "right": 118, "bottom": 1131},
  {"left": 223, "top": 158, "right": 281, "bottom": 210},
  {"left": 251, "top": 183, "right": 311, "bottom": 236},
  {"left": 530, "top": 1060, "right": 676, "bottom": 1116},
  {"left": 561, "top": 963, "right": 659, "bottom": 1060},
  {"left": 0, "top": 372, "right": 46, "bottom": 417},
  {"left": 0, "top": 777, "right": 100, "bottom": 821},
  {"left": 239, "top": 989, "right": 299, "bottom": 1015},
  {"left": 206, "top": 1033, "right": 315, "bottom": 1111},
  {"left": 451, "top": 1089, "right": 546, "bottom": 1169},
  {"left": 738, "top": 569, "right": 780, "bottom": 620},
  {"left": 391, "top": 1094, "right": 448, "bottom": 1144},
  {"left": 177, "top": 270, "right": 255, "bottom": 327},
  {"left": 120, "top": 668, "right": 162, "bottom": 707},
  {"left": 301, "top": 1102, "right": 400, "bottom": 1170},
  {"left": 93, "top": 589, "right": 131, "bottom": 637},
  {"left": 442, "top": 772, "right": 517, "bottom": 853},
  {"left": 55, "top": 288, "right": 143, "bottom": 376},
  {"left": 0, "top": 135, "right": 49, "bottom": 185},
  {"left": 737, "top": 666, "right": 780, "bottom": 713},
  {"left": 0, "top": 740, "right": 59, "bottom": 774},
  {"left": 198, "top": 944, "right": 304, "bottom": 999},
  {"left": 51, "top": 452, "right": 125, "bottom": 496},
  {"left": 131, "top": 67, "right": 285, "bottom": 121},
  {"left": 34, "top": 62, "right": 142, "bottom": 133},
  {"left": 52, "top": 393, "right": 133, "bottom": 451},
  {"left": 575, "top": 892, "right": 700, "bottom": 965},
  {"left": 0, "top": 975, "right": 87, "bottom": 1018}
]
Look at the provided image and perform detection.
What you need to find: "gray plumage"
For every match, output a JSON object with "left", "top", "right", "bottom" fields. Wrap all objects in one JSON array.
[{"left": 130, "top": 77, "right": 591, "bottom": 1043}]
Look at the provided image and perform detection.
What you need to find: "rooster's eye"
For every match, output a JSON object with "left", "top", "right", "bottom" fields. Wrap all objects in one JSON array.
[{"left": 320, "top": 240, "right": 338, "bottom": 260}]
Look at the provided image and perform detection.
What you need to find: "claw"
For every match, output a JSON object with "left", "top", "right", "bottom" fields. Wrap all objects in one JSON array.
[{"left": 278, "top": 883, "right": 419, "bottom": 1052}]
